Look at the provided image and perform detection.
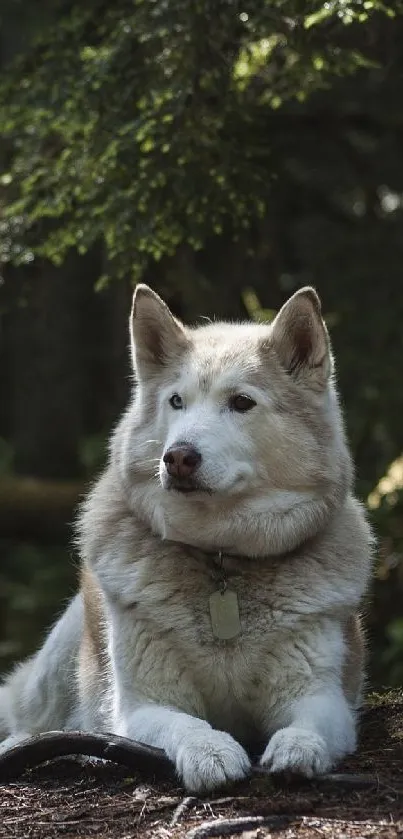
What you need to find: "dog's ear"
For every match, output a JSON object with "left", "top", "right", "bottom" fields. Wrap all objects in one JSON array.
[
  {"left": 130, "top": 285, "right": 190, "bottom": 375},
  {"left": 270, "top": 287, "right": 332, "bottom": 388}
]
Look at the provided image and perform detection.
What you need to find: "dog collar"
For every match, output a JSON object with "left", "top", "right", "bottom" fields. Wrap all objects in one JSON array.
[{"left": 165, "top": 540, "right": 243, "bottom": 640}]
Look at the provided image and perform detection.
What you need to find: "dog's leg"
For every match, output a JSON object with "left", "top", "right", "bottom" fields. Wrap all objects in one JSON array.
[
  {"left": 117, "top": 705, "right": 251, "bottom": 793},
  {"left": 260, "top": 688, "right": 356, "bottom": 776}
]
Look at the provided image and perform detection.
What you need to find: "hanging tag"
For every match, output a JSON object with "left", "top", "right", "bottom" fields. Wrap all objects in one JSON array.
[{"left": 209, "top": 589, "right": 241, "bottom": 640}]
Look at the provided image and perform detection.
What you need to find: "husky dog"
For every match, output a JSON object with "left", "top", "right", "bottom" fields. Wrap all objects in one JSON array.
[{"left": 0, "top": 285, "right": 373, "bottom": 792}]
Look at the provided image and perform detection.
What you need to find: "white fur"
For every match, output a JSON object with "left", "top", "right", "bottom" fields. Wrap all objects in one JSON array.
[
  {"left": 0, "top": 286, "right": 373, "bottom": 793},
  {"left": 116, "top": 706, "right": 251, "bottom": 791},
  {"left": 0, "top": 597, "right": 82, "bottom": 740},
  {"left": 260, "top": 690, "right": 356, "bottom": 776}
]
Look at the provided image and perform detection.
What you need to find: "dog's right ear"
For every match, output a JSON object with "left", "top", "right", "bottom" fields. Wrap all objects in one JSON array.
[
  {"left": 130, "top": 285, "right": 190, "bottom": 376},
  {"left": 270, "top": 287, "right": 332, "bottom": 389}
]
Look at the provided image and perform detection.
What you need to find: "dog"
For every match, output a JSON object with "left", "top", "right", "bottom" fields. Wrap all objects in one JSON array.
[{"left": 0, "top": 284, "right": 373, "bottom": 792}]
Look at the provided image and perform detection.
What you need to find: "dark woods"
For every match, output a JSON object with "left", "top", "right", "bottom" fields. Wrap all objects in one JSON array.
[{"left": 0, "top": 0, "right": 402, "bottom": 686}]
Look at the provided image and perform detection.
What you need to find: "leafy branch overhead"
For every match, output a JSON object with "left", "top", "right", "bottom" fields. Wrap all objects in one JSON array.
[{"left": 0, "top": 0, "right": 401, "bottom": 281}]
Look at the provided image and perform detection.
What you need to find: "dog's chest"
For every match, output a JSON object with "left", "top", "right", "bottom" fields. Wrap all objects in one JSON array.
[
  {"left": 108, "top": 552, "right": 328, "bottom": 738},
  {"left": 119, "top": 552, "right": 301, "bottom": 653}
]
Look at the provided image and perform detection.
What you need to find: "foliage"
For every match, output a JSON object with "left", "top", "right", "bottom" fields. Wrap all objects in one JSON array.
[
  {"left": 0, "top": 0, "right": 402, "bottom": 281},
  {"left": 368, "top": 483, "right": 403, "bottom": 688}
]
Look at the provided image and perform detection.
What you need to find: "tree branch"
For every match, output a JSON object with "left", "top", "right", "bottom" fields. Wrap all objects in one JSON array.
[
  {"left": 0, "top": 731, "right": 174, "bottom": 781},
  {"left": 0, "top": 477, "right": 86, "bottom": 542}
]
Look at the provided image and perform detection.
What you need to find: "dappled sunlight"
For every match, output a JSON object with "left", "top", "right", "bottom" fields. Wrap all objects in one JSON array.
[{"left": 367, "top": 455, "right": 403, "bottom": 510}]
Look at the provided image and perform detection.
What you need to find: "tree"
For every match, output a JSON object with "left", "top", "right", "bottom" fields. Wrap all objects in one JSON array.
[{"left": 0, "top": 0, "right": 401, "bottom": 282}]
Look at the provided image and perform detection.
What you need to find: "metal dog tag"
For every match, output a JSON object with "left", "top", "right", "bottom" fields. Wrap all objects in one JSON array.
[{"left": 209, "top": 590, "right": 241, "bottom": 640}]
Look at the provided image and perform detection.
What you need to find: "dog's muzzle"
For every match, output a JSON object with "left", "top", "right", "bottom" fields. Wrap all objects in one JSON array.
[{"left": 162, "top": 442, "right": 205, "bottom": 493}]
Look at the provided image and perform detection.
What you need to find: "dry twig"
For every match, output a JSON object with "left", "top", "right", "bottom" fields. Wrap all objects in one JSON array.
[
  {"left": 186, "top": 815, "right": 295, "bottom": 838},
  {"left": 170, "top": 795, "right": 198, "bottom": 826}
]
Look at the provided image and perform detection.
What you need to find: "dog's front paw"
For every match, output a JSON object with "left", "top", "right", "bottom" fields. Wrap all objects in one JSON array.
[
  {"left": 176, "top": 730, "right": 251, "bottom": 793},
  {"left": 260, "top": 727, "right": 332, "bottom": 778}
]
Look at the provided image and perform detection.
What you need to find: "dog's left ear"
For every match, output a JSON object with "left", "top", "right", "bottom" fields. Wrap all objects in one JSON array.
[
  {"left": 130, "top": 285, "right": 190, "bottom": 376},
  {"left": 270, "top": 287, "right": 332, "bottom": 388}
]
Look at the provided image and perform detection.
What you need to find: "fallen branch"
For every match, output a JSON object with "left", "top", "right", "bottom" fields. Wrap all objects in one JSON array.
[
  {"left": 0, "top": 476, "right": 86, "bottom": 541},
  {"left": 186, "top": 815, "right": 295, "bottom": 838},
  {"left": 253, "top": 766, "right": 381, "bottom": 789},
  {"left": 0, "top": 729, "right": 382, "bottom": 794},
  {"left": 315, "top": 772, "right": 381, "bottom": 789},
  {"left": 0, "top": 731, "right": 175, "bottom": 781}
]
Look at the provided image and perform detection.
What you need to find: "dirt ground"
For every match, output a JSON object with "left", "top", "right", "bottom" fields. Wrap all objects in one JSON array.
[{"left": 1, "top": 692, "right": 402, "bottom": 839}]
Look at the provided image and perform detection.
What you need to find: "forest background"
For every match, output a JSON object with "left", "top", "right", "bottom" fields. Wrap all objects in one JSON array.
[{"left": 0, "top": 0, "right": 402, "bottom": 688}]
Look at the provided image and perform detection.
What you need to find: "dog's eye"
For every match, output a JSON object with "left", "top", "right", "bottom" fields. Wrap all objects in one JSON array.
[
  {"left": 229, "top": 394, "right": 256, "bottom": 413},
  {"left": 169, "top": 393, "right": 183, "bottom": 410}
]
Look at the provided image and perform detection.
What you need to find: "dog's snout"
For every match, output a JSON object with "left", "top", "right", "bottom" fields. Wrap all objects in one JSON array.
[{"left": 163, "top": 443, "right": 202, "bottom": 478}]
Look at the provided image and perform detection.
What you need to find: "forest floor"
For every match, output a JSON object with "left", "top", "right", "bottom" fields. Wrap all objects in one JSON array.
[{"left": 1, "top": 692, "right": 402, "bottom": 839}]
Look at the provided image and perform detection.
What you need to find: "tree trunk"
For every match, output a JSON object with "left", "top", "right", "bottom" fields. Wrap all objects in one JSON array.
[{"left": 10, "top": 250, "right": 99, "bottom": 479}]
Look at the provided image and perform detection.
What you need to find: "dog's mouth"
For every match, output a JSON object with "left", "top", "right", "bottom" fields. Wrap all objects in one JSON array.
[{"left": 164, "top": 477, "right": 211, "bottom": 495}]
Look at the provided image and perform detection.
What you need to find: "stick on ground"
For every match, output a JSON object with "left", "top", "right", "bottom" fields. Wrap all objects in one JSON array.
[
  {"left": 0, "top": 731, "right": 175, "bottom": 782},
  {"left": 186, "top": 815, "right": 295, "bottom": 839}
]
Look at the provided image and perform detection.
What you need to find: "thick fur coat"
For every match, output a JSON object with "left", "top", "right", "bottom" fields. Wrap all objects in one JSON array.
[{"left": 0, "top": 285, "right": 373, "bottom": 792}]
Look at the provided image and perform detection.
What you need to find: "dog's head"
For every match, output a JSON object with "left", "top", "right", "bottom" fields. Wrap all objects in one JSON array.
[{"left": 115, "top": 285, "right": 352, "bottom": 556}]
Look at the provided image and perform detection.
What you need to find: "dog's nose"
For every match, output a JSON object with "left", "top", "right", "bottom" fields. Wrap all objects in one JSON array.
[{"left": 163, "top": 444, "right": 202, "bottom": 478}]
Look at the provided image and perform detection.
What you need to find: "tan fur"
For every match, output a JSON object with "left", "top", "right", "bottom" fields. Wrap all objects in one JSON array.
[
  {"left": 77, "top": 565, "right": 110, "bottom": 729},
  {"left": 342, "top": 614, "right": 366, "bottom": 706},
  {"left": 79, "top": 564, "right": 107, "bottom": 676}
]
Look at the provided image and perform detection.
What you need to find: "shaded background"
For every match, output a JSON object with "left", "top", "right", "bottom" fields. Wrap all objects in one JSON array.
[{"left": 0, "top": 0, "right": 402, "bottom": 687}]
